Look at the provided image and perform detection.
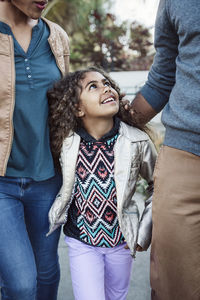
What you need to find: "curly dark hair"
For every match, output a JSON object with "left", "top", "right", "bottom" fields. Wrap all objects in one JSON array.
[{"left": 48, "top": 66, "right": 131, "bottom": 162}]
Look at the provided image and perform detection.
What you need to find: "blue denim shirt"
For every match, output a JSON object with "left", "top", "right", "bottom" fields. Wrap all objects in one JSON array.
[{"left": 0, "top": 19, "right": 61, "bottom": 180}]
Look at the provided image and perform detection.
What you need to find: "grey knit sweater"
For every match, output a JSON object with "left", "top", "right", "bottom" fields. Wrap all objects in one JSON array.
[{"left": 141, "top": 0, "right": 200, "bottom": 156}]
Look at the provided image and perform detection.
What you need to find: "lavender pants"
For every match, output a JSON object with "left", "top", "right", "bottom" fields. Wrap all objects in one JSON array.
[{"left": 65, "top": 236, "right": 133, "bottom": 300}]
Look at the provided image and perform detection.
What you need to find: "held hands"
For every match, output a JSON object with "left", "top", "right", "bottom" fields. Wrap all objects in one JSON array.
[{"left": 124, "top": 243, "right": 144, "bottom": 252}]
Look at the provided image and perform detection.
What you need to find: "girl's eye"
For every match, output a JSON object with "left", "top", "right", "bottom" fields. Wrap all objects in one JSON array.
[
  {"left": 104, "top": 81, "right": 110, "bottom": 87},
  {"left": 89, "top": 84, "right": 97, "bottom": 90}
]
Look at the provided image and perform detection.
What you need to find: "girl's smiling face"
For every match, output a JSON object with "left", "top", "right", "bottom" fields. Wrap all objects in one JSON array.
[{"left": 78, "top": 71, "right": 119, "bottom": 121}]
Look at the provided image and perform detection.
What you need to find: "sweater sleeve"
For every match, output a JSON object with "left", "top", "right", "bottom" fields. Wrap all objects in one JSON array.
[{"left": 141, "top": 0, "right": 179, "bottom": 112}]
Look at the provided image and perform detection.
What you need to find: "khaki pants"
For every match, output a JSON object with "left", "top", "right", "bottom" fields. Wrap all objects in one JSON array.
[{"left": 151, "top": 146, "right": 200, "bottom": 300}]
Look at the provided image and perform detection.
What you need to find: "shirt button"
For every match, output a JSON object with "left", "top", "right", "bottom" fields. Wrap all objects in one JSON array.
[
  {"left": 26, "top": 67, "right": 30, "bottom": 70},
  {"left": 28, "top": 75, "right": 32, "bottom": 78},
  {"left": 25, "top": 58, "right": 28, "bottom": 62}
]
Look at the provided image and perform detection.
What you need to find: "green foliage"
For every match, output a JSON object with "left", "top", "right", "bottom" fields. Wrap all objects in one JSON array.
[
  {"left": 129, "top": 22, "right": 152, "bottom": 57},
  {"left": 70, "top": 12, "right": 128, "bottom": 71},
  {"left": 44, "top": 0, "right": 154, "bottom": 71}
]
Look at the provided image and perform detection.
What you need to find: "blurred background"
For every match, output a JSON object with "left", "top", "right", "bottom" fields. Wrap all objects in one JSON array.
[{"left": 44, "top": 0, "right": 159, "bottom": 72}]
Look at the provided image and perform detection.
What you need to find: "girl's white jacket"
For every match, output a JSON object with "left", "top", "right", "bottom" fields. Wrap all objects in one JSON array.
[{"left": 47, "top": 122, "right": 157, "bottom": 257}]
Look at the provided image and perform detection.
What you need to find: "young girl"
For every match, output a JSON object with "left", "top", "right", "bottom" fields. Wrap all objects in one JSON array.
[{"left": 47, "top": 67, "right": 157, "bottom": 300}]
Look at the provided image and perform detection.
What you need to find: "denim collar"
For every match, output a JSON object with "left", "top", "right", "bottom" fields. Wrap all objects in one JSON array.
[{"left": 0, "top": 18, "right": 43, "bottom": 35}]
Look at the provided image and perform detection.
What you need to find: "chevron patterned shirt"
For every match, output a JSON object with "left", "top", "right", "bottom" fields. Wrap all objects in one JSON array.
[{"left": 64, "top": 118, "right": 125, "bottom": 247}]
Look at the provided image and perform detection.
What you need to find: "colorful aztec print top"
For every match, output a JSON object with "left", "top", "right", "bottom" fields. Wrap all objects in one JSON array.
[{"left": 64, "top": 118, "right": 125, "bottom": 247}]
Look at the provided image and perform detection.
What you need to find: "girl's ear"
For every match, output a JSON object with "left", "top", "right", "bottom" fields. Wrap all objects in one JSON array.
[
  {"left": 77, "top": 110, "right": 85, "bottom": 117},
  {"left": 76, "top": 107, "right": 85, "bottom": 117}
]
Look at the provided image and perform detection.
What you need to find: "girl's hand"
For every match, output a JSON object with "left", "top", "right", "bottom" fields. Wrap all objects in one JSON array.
[
  {"left": 124, "top": 243, "right": 144, "bottom": 251},
  {"left": 124, "top": 243, "right": 129, "bottom": 250},
  {"left": 136, "top": 244, "right": 144, "bottom": 252}
]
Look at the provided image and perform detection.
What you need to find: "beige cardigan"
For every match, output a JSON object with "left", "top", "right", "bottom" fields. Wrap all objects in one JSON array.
[{"left": 0, "top": 17, "right": 70, "bottom": 175}]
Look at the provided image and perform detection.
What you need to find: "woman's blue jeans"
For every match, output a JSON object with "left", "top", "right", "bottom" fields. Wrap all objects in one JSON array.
[{"left": 0, "top": 173, "right": 62, "bottom": 300}]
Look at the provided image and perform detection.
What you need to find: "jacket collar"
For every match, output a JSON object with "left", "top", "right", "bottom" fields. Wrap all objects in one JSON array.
[
  {"left": 67, "top": 120, "right": 149, "bottom": 143},
  {"left": 76, "top": 117, "right": 120, "bottom": 143},
  {"left": 41, "top": 17, "right": 60, "bottom": 42},
  {"left": 119, "top": 121, "right": 149, "bottom": 142}
]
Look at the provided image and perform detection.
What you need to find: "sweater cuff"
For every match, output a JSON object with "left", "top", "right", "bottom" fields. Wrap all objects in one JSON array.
[{"left": 141, "top": 83, "right": 169, "bottom": 113}]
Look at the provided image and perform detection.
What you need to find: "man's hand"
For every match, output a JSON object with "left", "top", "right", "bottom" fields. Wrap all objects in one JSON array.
[{"left": 120, "top": 93, "right": 157, "bottom": 128}]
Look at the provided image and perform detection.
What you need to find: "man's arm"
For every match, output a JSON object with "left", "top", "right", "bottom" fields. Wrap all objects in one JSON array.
[
  {"left": 129, "top": 93, "right": 157, "bottom": 128},
  {"left": 123, "top": 0, "right": 178, "bottom": 128}
]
